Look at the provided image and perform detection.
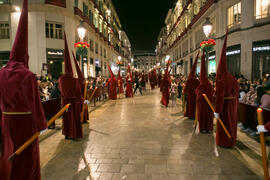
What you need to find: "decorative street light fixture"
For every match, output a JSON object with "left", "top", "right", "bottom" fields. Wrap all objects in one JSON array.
[
  {"left": 203, "top": 17, "right": 212, "bottom": 39},
  {"left": 77, "top": 21, "right": 86, "bottom": 41},
  {"left": 117, "top": 56, "right": 122, "bottom": 61},
  {"left": 76, "top": 21, "right": 88, "bottom": 77},
  {"left": 202, "top": 17, "right": 213, "bottom": 74}
]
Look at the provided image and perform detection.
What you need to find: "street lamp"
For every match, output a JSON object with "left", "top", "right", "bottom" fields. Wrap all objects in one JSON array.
[
  {"left": 77, "top": 21, "right": 86, "bottom": 76},
  {"left": 77, "top": 21, "right": 86, "bottom": 41},
  {"left": 203, "top": 17, "right": 212, "bottom": 39},
  {"left": 118, "top": 56, "right": 122, "bottom": 61},
  {"left": 202, "top": 17, "right": 212, "bottom": 74}
]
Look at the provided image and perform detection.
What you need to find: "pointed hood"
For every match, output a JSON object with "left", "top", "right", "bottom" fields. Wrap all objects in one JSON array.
[
  {"left": 107, "top": 64, "right": 115, "bottom": 78},
  {"left": 63, "top": 32, "right": 73, "bottom": 75},
  {"left": 216, "top": 30, "right": 228, "bottom": 81},
  {"left": 72, "top": 51, "right": 84, "bottom": 80},
  {"left": 127, "top": 65, "right": 132, "bottom": 79},
  {"left": 200, "top": 50, "right": 208, "bottom": 83},
  {"left": 9, "top": 0, "right": 29, "bottom": 68},
  {"left": 188, "top": 51, "right": 200, "bottom": 79}
]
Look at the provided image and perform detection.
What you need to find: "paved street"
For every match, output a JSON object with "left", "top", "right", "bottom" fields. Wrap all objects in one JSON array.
[{"left": 40, "top": 89, "right": 264, "bottom": 180}]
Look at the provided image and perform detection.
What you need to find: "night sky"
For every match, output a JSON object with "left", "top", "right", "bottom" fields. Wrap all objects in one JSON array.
[{"left": 112, "top": 0, "right": 175, "bottom": 52}]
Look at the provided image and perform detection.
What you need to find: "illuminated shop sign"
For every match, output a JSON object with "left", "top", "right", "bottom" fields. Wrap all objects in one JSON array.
[
  {"left": 47, "top": 51, "right": 63, "bottom": 55},
  {"left": 226, "top": 50, "right": 240, "bottom": 56},
  {"left": 253, "top": 46, "right": 270, "bottom": 52},
  {"left": 209, "top": 55, "right": 215, "bottom": 60}
]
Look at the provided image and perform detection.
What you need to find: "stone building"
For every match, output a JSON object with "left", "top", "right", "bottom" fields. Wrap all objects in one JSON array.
[
  {"left": 133, "top": 51, "right": 156, "bottom": 72},
  {"left": 156, "top": 0, "right": 270, "bottom": 80},
  {"left": 0, "top": 0, "right": 132, "bottom": 79}
]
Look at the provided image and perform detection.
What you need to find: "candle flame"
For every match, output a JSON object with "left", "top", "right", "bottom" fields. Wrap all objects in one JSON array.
[{"left": 257, "top": 108, "right": 263, "bottom": 112}]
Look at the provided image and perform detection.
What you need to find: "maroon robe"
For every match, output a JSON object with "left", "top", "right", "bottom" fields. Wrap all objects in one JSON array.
[
  {"left": 184, "top": 52, "right": 200, "bottom": 119},
  {"left": 0, "top": 64, "right": 47, "bottom": 180},
  {"left": 126, "top": 75, "right": 133, "bottom": 97},
  {"left": 72, "top": 52, "right": 88, "bottom": 123},
  {"left": 117, "top": 70, "right": 124, "bottom": 94},
  {"left": 215, "top": 31, "right": 239, "bottom": 147},
  {"left": 58, "top": 33, "right": 82, "bottom": 139},
  {"left": 59, "top": 75, "right": 83, "bottom": 139},
  {"left": 149, "top": 71, "right": 156, "bottom": 90},
  {"left": 108, "top": 77, "right": 117, "bottom": 100},
  {"left": 158, "top": 73, "right": 162, "bottom": 87},
  {"left": 160, "top": 76, "right": 171, "bottom": 107},
  {"left": 195, "top": 51, "right": 214, "bottom": 132},
  {"left": 0, "top": 1, "right": 47, "bottom": 179}
]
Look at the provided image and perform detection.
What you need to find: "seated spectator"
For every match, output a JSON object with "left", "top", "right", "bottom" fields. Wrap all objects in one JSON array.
[
  {"left": 51, "top": 81, "right": 61, "bottom": 99},
  {"left": 241, "top": 84, "right": 257, "bottom": 105},
  {"left": 261, "top": 84, "right": 270, "bottom": 109}
]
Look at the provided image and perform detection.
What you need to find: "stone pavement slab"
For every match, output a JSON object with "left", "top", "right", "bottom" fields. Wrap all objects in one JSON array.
[{"left": 40, "top": 89, "right": 264, "bottom": 180}]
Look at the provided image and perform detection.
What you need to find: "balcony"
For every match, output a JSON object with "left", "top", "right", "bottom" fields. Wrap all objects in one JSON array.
[{"left": 45, "top": 0, "right": 66, "bottom": 8}]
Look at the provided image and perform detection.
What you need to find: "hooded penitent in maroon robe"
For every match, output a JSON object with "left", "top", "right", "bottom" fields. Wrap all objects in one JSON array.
[
  {"left": 158, "top": 73, "right": 162, "bottom": 87},
  {"left": 215, "top": 31, "right": 239, "bottom": 147},
  {"left": 58, "top": 34, "right": 83, "bottom": 139},
  {"left": 160, "top": 63, "right": 171, "bottom": 107},
  {"left": 117, "top": 68, "right": 124, "bottom": 94},
  {"left": 72, "top": 52, "right": 89, "bottom": 123},
  {"left": 126, "top": 65, "right": 133, "bottom": 97},
  {"left": 149, "top": 70, "right": 156, "bottom": 90},
  {"left": 107, "top": 64, "right": 117, "bottom": 100},
  {"left": 0, "top": 0, "right": 47, "bottom": 179},
  {"left": 184, "top": 52, "right": 200, "bottom": 119},
  {"left": 195, "top": 51, "right": 214, "bottom": 132}
]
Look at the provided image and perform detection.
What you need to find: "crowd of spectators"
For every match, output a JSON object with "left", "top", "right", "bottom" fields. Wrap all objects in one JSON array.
[
  {"left": 37, "top": 72, "right": 270, "bottom": 110},
  {"left": 37, "top": 74, "right": 60, "bottom": 102},
  {"left": 236, "top": 73, "right": 270, "bottom": 109},
  {"left": 169, "top": 72, "right": 270, "bottom": 110}
]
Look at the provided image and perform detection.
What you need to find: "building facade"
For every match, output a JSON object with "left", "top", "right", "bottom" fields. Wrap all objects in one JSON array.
[
  {"left": 133, "top": 51, "right": 156, "bottom": 72},
  {"left": 156, "top": 0, "right": 270, "bottom": 80},
  {"left": 0, "top": 0, "right": 132, "bottom": 79}
]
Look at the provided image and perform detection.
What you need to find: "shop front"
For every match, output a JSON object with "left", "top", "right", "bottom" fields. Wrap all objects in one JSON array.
[
  {"left": 95, "top": 59, "right": 101, "bottom": 77},
  {"left": 226, "top": 44, "right": 241, "bottom": 76},
  {"left": 208, "top": 51, "right": 216, "bottom": 75},
  {"left": 252, "top": 40, "right": 270, "bottom": 80},
  {"left": 0, "top": 51, "right": 10, "bottom": 68},
  {"left": 46, "top": 48, "right": 64, "bottom": 80}
]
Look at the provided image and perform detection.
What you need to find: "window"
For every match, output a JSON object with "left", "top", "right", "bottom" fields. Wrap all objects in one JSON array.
[
  {"left": 83, "top": 3, "right": 88, "bottom": 16},
  {"left": 94, "top": 14, "right": 98, "bottom": 28},
  {"left": 104, "top": 49, "right": 106, "bottom": 58},
  {"left": 74, "top": 0, "right": 78, "bottom": 7},
  {"left": 255, "top": 0, "right": 270, "bottom": 19},
  {"left": 89, "top": 10, "right": 93, "bottom": 24},
  {"left": 90, "top": 39, "right": 94, "bottom": 51},
  {"left": 45, "top": 22, "right": 63, "bottom": 39},
  {"left": 0, "top": 0, "right": 9, "bottom": 4},
  {"left": 0, "top": 22, "right": 9, "bottom": 39},
  {"left": 227, "top": 2, "right": 241, "bottom": 28},
  {"left": 95, "top": 43, "right": 98, "bottom": 54},
  {"left": 100, "top": 46, "right": 102, "bottom": 56}
]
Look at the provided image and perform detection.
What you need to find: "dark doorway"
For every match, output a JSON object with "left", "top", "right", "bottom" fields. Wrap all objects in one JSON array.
[{"left": 48, "top": 60, "right": 63, "bottom": 80}]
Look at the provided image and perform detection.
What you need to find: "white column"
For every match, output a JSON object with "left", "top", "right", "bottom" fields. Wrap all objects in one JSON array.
[
  {"left": 240, "top": 0, "right": 254, "bottom": 79},
  {"left": 28, "top": 12, "right": 46, "bottom": 76}
]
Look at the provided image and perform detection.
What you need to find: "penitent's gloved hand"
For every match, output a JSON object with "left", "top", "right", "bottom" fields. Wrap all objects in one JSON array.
[
  {"left": 40, "top": 128, "right": 48, "bottom": 135},
  {"left": 84, "top": 100, "right": 90, "bottom": 105},
  {"left": 256, "top": 125, "right": 268, "bottom": 134},
  {"left": 214, "top": 112, "right": 219, "bottom": 119}
]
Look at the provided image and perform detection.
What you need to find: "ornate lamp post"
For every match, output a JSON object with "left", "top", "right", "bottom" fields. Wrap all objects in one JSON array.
[
  {"left": 202, "top": 17, "right": 212, "bottom": 75},
  {"left": 76, "top": 21, "right": 87, "bottom": 77}
]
